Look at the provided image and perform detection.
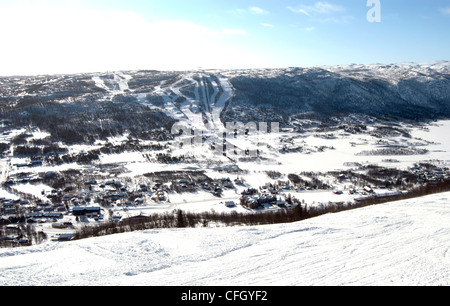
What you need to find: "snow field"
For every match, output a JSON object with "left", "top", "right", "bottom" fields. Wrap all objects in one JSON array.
[{"left": 1, "top": 192, "right": 449, "bottom": 286}]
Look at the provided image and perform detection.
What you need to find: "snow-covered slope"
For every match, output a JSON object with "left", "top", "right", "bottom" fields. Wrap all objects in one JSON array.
[{"left": 1, "top": 192, "right": 449, "bottom": 286}]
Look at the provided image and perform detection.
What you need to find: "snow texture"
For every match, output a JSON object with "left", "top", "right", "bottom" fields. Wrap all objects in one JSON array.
[{"left": 1, "top": 192, "right": 449, "bottom": 286}]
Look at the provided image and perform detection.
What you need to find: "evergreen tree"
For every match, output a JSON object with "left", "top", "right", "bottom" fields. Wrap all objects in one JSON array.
[{"left": 176, "top": 209, "right": 186, "bottom": 228}]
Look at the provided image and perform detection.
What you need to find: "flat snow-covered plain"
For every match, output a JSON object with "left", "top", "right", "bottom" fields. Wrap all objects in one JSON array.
[{"left": 1, "top": 191, "right": 449, "bottom": 286}]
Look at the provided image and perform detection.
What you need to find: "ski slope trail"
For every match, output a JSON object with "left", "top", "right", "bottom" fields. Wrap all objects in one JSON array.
[
  {"left": 1, "top": 192, "right": 449, "bottom": 286},
  {"left": 153, "top": 72, "right": 234, "bottom": 133},
  {"left": 91, "top": 71, "right": 239, "bottom": 154},
  {"left": 92, "top": 72, "right": 132, "bottom": 99},
  {"left": 0, "top": 160, "right": 7, "bottom": 184}
]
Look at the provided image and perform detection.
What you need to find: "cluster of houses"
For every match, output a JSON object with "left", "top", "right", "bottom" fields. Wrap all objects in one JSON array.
[
  {"left": 410, "top": 165, "right": 450, "bottom": 184},
  {"left": 4, "top": 170, "right": 58, "bottom": 186},
  {"left": 0, "top": 222, "right": 34, "bottom": 246},
  {"left": 201, "top": 177, "right": 237, "bottom": 196},
  {"left": 1, "top": 197, "right": 30, "bottom": 215},
  {"left": 14, "top": 159, "right": 43, "bottom": 168},
  {"left": 2, "top": 161, "right": 450, "bottom": 246},
  {"left": 239, "top": 188, "right": 287, "bottom": 209},
  {"left": 1, "top": 175, "right": 241, "bottom": 224}
]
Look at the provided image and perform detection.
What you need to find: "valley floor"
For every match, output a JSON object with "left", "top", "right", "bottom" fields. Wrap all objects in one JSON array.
[{"left": 1, "top": 120, "right": 450, "bottom": 244}]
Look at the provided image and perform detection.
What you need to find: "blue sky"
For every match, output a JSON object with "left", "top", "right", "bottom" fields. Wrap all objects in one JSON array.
[{"left": 1, "top": 0, "right": 450, "bottom": 75}]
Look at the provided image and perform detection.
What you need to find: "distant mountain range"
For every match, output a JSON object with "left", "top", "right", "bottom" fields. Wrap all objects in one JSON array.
[
  {"left": 1, "top": 61, "right": 449, "bottom": 143},
  {"left": 223, "top": 61, "right": 450, "bottom": 122}
]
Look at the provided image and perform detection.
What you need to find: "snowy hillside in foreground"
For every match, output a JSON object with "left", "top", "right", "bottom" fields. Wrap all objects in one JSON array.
[{"left": 1, "top": 192, "right": 449, "bottom": 286}]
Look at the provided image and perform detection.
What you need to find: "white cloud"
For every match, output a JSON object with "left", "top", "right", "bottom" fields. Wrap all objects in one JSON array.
[
  {"left": 287, "top": 2, "right": 351, "bottom": 24},
  {"left": 0, "top": 3, "right": 260, "bottom": 75},
  {"left": 306, "top": 26, "right": 316, "bottom": 32},
  {"left": 234, "top": 6, "right": 269, "bottom": 16},
  {"left": 287, "top": 1, "right": 345, "bottom": 16},
  {"left": 261, "top": 23, "right": 274, "bottom": 28},
  {"left": 440, "top": 7, "right": 450, "bottom": 15},
  {"left": 249, "top": 6, "right": 269, "bottom": 15},
  {"left": 287, "top": 7, "right": 310, "bottom": 16}
]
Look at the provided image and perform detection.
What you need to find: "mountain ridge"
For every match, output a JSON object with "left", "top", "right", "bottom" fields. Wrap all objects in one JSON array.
[{"left": 1, "top": 61, "right": 449, "bottom": 144}]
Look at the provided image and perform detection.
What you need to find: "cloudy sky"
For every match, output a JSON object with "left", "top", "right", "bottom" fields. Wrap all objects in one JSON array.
[{"left": 1, "top": 0, "right": 450, "bottom": 75}]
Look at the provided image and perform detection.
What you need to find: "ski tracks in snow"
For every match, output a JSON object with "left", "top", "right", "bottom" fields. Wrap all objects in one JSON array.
[
  {"left": 92, "top": 72, "right": 132, "bottom": 99},
  {"left": 152, "top": 72, "right": 234, "bottom": 133},
  {"left": 91, "top": 71, "right": 235, "bottom": 133}
]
